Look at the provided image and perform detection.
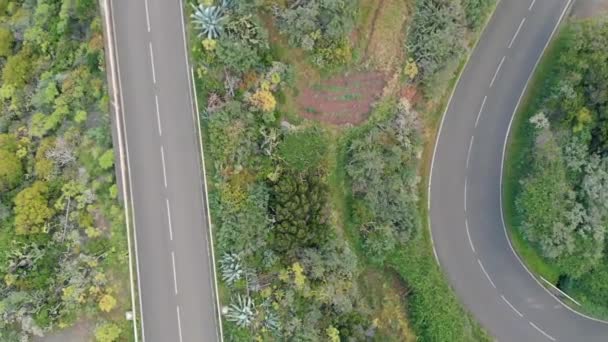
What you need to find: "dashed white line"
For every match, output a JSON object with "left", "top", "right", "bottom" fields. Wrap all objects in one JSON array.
[
  {"left": 149, "top": 42, "right": 156, "bottom": 84},
  {"left": 464, "top": 177, "right": 468, "bottom": 213},
  {"left": 528, "top": 0, "right": 536, "bottom": 11},
  {"left": 155, "top": 95, "right": 162, "bottom": 136},
  {"left": 475, "top": 96, "right": 487, "bottom": 128},
  {"left": 171, "top": 251, "right": 178, "bottom": 295},
  {"left": 509, "top": 18, "right": 526, "bottom": 49},
  {"left": 501, "top": 295, "right": 524, "bottom": 317},
  {"left": 529, "top": 321, "right": 556, "bottom": 341},
  {"left": 465, "top": 219, "right": 476, "bottom": 253},
  {"left": 160, "top": 146, "right": 167, "bottom": 188},
  {"left": 490, "top": 56, "right": 506, "bottom": 88},
  {"left": 143, "top": 0, "right": 151, "bottom": 32},
  {"left": 478, "top": 259, "right": 497, "bottom": 288},
  {"left": 166, "top": 198, "right": 173, "bottom": 241},
  {"left": 466, "top": 135, "right": 475, "bottom": 169},
  {"left": 176, "top": 305, "right": 184, "bottom": 342}
]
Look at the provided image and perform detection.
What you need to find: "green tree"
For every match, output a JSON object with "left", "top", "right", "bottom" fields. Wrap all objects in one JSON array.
[
  {"left": 94, "top": 322, "right": 122, "bottom": 342},
  {"left": 0, "top": 26, "right": 14, "bottom": 57},
  {"left": 0, "top": 134, "right": 22, "bottom": 190},
  {"left": 14, "top": 181, "right": 54, "bottom": 234},
  {"left": 98, "top": 149, "right": 115, "bottom": 170}
]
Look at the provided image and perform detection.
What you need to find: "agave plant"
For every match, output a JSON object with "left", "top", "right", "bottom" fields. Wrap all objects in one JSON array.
[
  {"left": 225, "top": 295, "right": 255, "bottom": 328},
  {"left": 191, "top": 3, "right": 227, "bottom": 39},
  {"left": 219, "top": 252, "right": 244, "bottom": 285}
]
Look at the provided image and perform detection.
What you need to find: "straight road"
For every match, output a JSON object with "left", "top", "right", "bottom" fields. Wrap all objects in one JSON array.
[
  {"left": 430, "top": 0, "right": 608, "bottom": 340},
  {"left": 105, "top": 0, "right": 221, "bottom": 341}
]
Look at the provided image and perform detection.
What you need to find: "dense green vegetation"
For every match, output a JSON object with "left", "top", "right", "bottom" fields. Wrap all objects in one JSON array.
[
  {"left": 505, "top": 19, "right": 608, "bottom": 318},
  {"left": 191, "top": 0, "right": 494, "bottom": 340},
  {"left": 0, "top": 0, "right": 131, "bottom": 340}
]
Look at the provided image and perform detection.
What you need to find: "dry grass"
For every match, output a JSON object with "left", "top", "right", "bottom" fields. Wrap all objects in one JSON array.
[{"left": 366, "top": 0, "right": 410, "bottom": 72}]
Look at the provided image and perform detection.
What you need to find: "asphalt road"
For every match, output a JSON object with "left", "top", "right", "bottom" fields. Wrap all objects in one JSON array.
[
  {"left": 106, "top": 0, "right": 220, "bottom": 341},
  {"left": 430, "top": 0, "right": 608, "bottom": 340}
]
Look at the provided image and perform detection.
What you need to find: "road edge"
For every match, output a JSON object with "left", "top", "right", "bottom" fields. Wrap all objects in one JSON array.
[
  {"left": 100, "top": 0, "right": 144, "bottom": 340},
  {"left": 499, "top": 0, "right": 608, "bottom": 325},
  {"left": 178, "top": 1, "right": 225, "bottom": 341}
]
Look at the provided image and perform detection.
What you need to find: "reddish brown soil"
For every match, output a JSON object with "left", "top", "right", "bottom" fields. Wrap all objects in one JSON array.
[{"left": 297, "top": 72, "right": 387, "bottom": 125}]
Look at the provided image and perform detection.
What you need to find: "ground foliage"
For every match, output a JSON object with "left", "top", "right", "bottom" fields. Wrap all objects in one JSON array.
[
  {"left": 512, "top": 20, "right": 608, "bottom": 315},
  {"left": 0, "top": 0, "right": 131, "bottom": 340}
]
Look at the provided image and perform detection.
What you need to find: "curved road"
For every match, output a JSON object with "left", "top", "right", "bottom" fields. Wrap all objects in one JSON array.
[
  {"left": 103, "top": 0, "right": 221, "bottom": 341},
  {"left": 430, "top": 0, "right": 608, "bottom": 340}
]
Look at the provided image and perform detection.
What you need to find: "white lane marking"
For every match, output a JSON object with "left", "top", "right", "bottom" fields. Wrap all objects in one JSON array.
[
  {"left": 529, "top": 321, "right": 556, "bottom": 341},
  {"left": 478, "top": 259, "right": 496, "bottom": 288},
  {"left": 528, "top": 0, "right": 536, "bottom": 11},
  {"left": 540, "top": 277, "right": 581, "bottom": 306},
  {"left": 144, "top": 0, "right": 151, "bottom": 32},
  {"left": 171, "top": 251, "right": 178, "bottom": 295},
  {"left": 475, "top": 96, "right": 487, "bottom": 128},
  {"left": 501, "top": 295, "right": 524, "bottom": 317},
  {"left": 103, "top": 0, "right": 141, "bottom": 339},
  {"left": 465, "top": 219, "right": 476, "bottom": 253},
  {"left": 160, "top": 146, "right": 167, "bottom": 188},
  {"left": 176, "top": 306, "right": 184, "bottom": 342},
  {"left": 149, "top": 42, "right": 156, "bottom": 84},
  {"left": 155, "top": 95, "right": 162, "bottom": 136},
  {"left": 466, "top": 135, "right": 474, "bottom": 169},
  {"left": 166, "top": 199, "right": 173, "bottom": 241},
  {"left": 464, "top": 178, "right": 468, "bottom": 213},
  {"left": 509, "top": 18, "right": 526, "bottom": 49},
  {"left": 490, "top": 56, "right": 506, "bottom": 88},
  {"left": 500, "top": 0, "right": 608, "bottom": 326}
]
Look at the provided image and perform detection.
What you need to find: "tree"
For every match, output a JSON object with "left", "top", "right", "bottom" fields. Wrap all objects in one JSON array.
[
  {"left": 271, "top": 169, "right": 331, "bottom": 252},
  {"left": 98, "top": 149, "right": 114, "bottom": 170},
  {"left": 0, "top": 134, "right": 22, "bottom": 190},
  {"left": 13, "top": 181, "right": 54, "bottom": 235},
  {"left": 95, "top": 322, "right": 122, "bottom": 342},
  {"left": 98, "top": 294, "right": 117, "bottom": 312},
  {"left": 0, "top": 26, "right": 14, "bottom": 57}
]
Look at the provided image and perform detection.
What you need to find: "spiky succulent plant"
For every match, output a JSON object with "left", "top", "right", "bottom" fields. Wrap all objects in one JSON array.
[
  {"left": 225, "top": 295, "right": 255, "bottom": 327},
  {"left": 191, "top": 3, "right": 226, "bottom": 39},
  {"left": 219, "top": 252, "right": 243, "bottom": 285}
]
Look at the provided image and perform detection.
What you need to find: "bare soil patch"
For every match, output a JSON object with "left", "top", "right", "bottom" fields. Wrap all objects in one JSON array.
[
  {"left": 571, "top": 0, "right": 608, "bottom": 19},
  {"left": 34, "top": 320, "right": 93, "bottom": 342},
  {"left": 296, "top": 72, "right": 387, "bottom": 125}
]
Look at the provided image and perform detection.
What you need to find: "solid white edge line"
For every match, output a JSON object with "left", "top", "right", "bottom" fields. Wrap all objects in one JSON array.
[
  {"left": 428, "top": 0, "right": 502, "bottom": 267},
  {"left": 490, "top": 56, "right": 506, "bottom": 88},
  {"left": 540, "top": 277, "right": 581, "bottom": 306},
  {"left": 501, "top": 295, "right": 524, "bottom": 317},
  {"left": 166, "top": 198, "right": 173, "bottom": 241},
  {"left": 529, "top": 321, "right": 556, "bottom": 341},
  {"left": 104, "top": 0, "right": 142, "bottom": 339},
  {"left": 529, "top": 0, "right": 536, "bottom": 11},
  {"left": 465, "top": 219, "right": 476, "bottom": 253},
  {"left": 161, "top": 146, "right": 167, "bottom": 188},
  {"left": 478, "top": 259, "right": 496, "bottom": 288},
  {"left": 475, "top": 96, "right": 487, "bottom": 128},
  {"left": 499, "top": 0, "right": 608, "bottom": 325},
  {"left": 144, "top": 0, "right": 151, "bottom": 32},
  {"left": 176, "top": 305, "right": 184, "bottom": 342},
  {"left": 466, "top": 135, "right": 475, "bottom": 169},
  {"left": 508, "top": 17, "right": 526, "bottom": 49},
  {"left": 149, "top": 42, "right": 156, "bottom": 84},
  {"left": 179, "top": 1, "right": 224, "bottom": 339},
  {"left": 171, "top": 251, "right": 178, "bottom": 295},
  {"left": 155, "top": 95, "right": 162, "bottom": 136}
]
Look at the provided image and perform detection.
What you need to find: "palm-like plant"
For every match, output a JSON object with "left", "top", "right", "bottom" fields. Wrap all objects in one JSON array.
[
  {"left": 225, "top": 295, "right": 255, "bottom": 327},
  {"left": 191, "top": 3, "right": 227, "bottom": 39}
]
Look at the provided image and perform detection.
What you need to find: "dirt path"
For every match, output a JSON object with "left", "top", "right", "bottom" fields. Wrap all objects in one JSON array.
[
  {"left": 297, "top": 72, "right": 387, "bottom": 125},
  {"left": 571, "top": 0, "right": 608, "bottom": 19}
]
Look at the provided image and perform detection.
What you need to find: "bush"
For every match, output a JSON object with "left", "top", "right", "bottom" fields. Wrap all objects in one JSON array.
[
  {"left": 0, "top": 27, "right": 14, "bottom": 57},
  {"left": 13, "top": 181, "right": 54, "bottom": 235},
  {"left": 94, "top": 322, "right": 122, "bottom": 342},
  {"left": 0, "top": 134, "right": 22, "bottom": 190}
]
